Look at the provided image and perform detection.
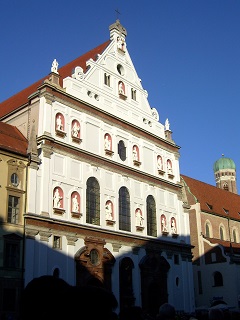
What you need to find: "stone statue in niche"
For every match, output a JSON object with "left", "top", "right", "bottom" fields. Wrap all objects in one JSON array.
[
  {"left": 72, "top": 195, "right": 79, "bottom": 212},
  {"left": 167, "top": 160, "right": 173, "bottom": 174},
  {"left": 157, "top": 156, "right": 163, "bottom": 171},
  {"left": 161, "top": 216, "right": 168, "bottom": 232},
  {"left": 136, "top": 209, "right": 144, "bottom": 226},
  {"left": 72, "top": 121, "right": 80, "bottom": 138},
  {"left": 133, "top": 146, "right": 138, "bottom": 161},
  {"left": 104, "top": 135, "right": 111, "bottom": 150},
  {"left": 171, "top": 219, "right": 177, "bottom": 234},
  {"left": 105, "top": 201, "right": 113, "bottom": 220},
  {"left": 53, "top": 188, "right": 62, "bottom": 208},
  {"left": 56, "top": 115, "right": 63, "bottom": 131},
  {"left": 118, "top": 82, "right": 125, "bottom": 95}
]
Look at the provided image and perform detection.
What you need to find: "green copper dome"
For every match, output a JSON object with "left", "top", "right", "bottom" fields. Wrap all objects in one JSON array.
[{"left": 213, "top": 155, "right": 236, "bottom": 172}]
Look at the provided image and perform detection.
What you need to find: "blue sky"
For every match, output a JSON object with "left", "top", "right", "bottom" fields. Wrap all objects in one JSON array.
[{"left": 1, "top": 0, "right": 240, "bottom": 190}]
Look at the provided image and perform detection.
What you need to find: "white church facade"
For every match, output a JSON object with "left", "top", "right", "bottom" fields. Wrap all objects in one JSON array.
[{"left": 0, "top": 20, "right": 195, "bottom": 316}]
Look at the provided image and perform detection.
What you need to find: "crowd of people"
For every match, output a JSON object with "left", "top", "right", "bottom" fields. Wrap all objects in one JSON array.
[{"left": 19, "top": 275, "right": 237, "bottom": 320}]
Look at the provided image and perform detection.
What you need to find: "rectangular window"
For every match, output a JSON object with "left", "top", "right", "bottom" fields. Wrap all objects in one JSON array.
[
  {"left": 104, "top": 73, "right": 110, "bottom": 86},
  {"left": 53, "top": 236, "right": 61, "bottom": 249},
  {"left": 4, "top": 241, "right": 20, "bottom": 268},
  {"left": 131, "top": 88, "right": 136, "bottom": 101},
  {"left": 8, "top": 195, "right": 19, "bottom": 224}
]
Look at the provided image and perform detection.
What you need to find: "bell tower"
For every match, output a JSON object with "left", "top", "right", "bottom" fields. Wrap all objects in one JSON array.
[{"left": 213, "top": 154, "right": 237, "bottom": 194}]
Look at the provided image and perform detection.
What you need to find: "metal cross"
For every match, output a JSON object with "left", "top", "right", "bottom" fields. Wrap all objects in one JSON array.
[{"left": 115, "top": 8, "right": 121, "bottom": 20}]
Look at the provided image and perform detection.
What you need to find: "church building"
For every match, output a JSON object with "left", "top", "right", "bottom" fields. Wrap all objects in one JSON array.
[
  {"left": 181, "top": 155, "right": 240, "bottom": 313},
  {"left": 0, "top": 20, "right": 195, "bottom": 316}
]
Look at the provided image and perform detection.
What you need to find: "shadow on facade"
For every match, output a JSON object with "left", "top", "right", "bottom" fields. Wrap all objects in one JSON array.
[{"left": 0, "top": 217, "right": 193, "bottom": 320}]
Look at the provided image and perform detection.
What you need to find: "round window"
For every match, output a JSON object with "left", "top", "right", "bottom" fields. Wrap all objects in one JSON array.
[
  {"left": 90, "top": 249, "right": 99, "bottom": 265},
  {"left": 11, "top": 173, "right": 19, "bottom": 187}
]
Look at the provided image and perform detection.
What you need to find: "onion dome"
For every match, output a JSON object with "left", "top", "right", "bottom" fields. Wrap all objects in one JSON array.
[{"left": 213, "top": 154, "right": 236, "bottom": 172}]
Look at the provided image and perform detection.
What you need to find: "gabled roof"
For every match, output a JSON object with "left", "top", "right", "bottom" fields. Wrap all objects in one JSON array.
[
  {"left": 0, "top": 122, "right": 28, "bottom": 155},
  {"left": 181, "top": 174, "right": 240, "bottom": 220},
  {"left": 0, "top": 40, "right": 110, "bottom": 119}
]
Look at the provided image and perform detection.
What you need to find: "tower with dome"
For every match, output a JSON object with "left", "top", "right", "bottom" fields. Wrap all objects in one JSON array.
[{"left": 213, "top": 154, "right": 237, "bottom": 194}]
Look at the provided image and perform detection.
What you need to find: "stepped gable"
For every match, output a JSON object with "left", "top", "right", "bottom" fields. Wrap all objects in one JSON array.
[
  {"left": 181, "top": 174, "right": 240, "bottom": 220},
  {"left": 0, "top": 40, "right": 110, "bottom": 119},
  {"left": 0, "top": 122, "right": 28, "bottom": 155}
]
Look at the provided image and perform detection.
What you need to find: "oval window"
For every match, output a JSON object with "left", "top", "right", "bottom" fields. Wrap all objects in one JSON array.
[
  {"left": 90, "top": 249, "right": 99, "bottom": 265},
  {"left": 117, "top": 64, "right": 124, "bottom": 75}
]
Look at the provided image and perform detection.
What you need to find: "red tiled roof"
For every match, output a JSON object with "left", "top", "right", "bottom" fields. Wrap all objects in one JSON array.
[
  {"left": 0, "top": 122, "right": 28, "bottom": 155},
  {"left": 205, "top": 236, "right": 240, "bottom": 254},
  {"left": 0, "top": 40, "right": 111, "bottom": 119},
  {"left": 181, "top": 175, "right": 240, "bottom": 220}
]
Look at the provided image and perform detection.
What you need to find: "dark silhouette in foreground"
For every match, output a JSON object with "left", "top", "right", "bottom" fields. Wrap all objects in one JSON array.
[
  {"left": 20, "top": 275, "right": 118, "bottom": 320},
  {"left": 157, "top": 303, "right": 176, "bottom": 320}
]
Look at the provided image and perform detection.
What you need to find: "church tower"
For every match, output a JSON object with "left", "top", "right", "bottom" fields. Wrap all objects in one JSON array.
[{"left": 213, "top": 154, "right": 237, "bottom": 194}]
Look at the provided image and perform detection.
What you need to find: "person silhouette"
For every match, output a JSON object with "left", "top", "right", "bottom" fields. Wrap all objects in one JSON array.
[
  {"left": 157, "top": 303, "right": 176, "bottom": 320},
  {"left": 20, "top": 275, "right": 118, "bottom": 320}
]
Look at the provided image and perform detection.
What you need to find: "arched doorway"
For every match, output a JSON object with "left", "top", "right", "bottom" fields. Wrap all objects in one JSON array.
[{"left": 140, "top": 253, "right": 170, "bottom": 317}]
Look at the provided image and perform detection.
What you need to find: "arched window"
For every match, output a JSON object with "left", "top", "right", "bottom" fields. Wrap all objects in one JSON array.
[
  {"left": 223, "top": 183, "right": 229, "bottom": 191},
  {"left": 119, "top": 187, "right": 131, "bottom": 231},
  {"left": 119, "top": 257, "right": 134, "bottom": 310},
  {"left": 220, "top": 226, "right": 225, "bottom": 240},
  {"left": 213, "top": 271, "right": 223, "bottom": 287},
  {"left": 206, "top": 223, "right": 210, "bottom": 237},
  {"left": 146, "top": 195, "right": 157, "bottom": 237},
  {"left": 86, "top": 177, "right": 100, "bottom": 225}
]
